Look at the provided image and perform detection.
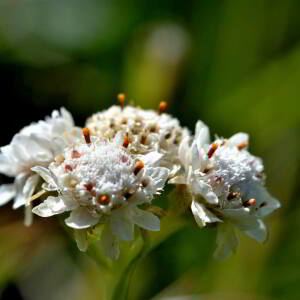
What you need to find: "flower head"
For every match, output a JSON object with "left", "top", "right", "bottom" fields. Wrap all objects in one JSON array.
[
  {"left": 85, "top": 105, "right": 189, "bottom": 177},
  {"left": 0, "top": 108, "right": 75, "bottom": 225},
  {"left": 32, "top": 130, "right": 169, "bottom": 259},
  {"left": 172, "top": 121, "right": 280, "bottom": 258}
]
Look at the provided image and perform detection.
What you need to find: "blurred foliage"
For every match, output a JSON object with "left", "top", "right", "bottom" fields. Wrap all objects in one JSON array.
[{"left": 0, "top": 0, "right": 300, "bottom": 299}]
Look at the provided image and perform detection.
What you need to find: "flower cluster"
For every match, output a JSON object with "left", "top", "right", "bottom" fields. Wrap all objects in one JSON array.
[
  {"left": 0, "top": 99, "right": 280, "bottom": 259},
  {"left": 171, "top": 121, "right": 280, "bottom": 258}
]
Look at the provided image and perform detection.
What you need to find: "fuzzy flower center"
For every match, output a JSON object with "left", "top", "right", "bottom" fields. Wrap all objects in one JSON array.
[
  {"left": 51, "top": 138, "right": 145, "bottom": 212},
  {"left": 197, "top": 141, "right": 263, "bottom": 207}
]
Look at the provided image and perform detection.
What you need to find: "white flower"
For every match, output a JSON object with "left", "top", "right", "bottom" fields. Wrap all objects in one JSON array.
[
  {"left": 0, "top": 108, "right": 75, "bottom": 225},
  {"left": 172, "top": 121, "right": 280, "bottom": 258},
  {"left": 32, "top": 130, "right": 169, "bottom": 259},
  {"left": 85, "top": 105, "right": 190, "bottom": 177}
]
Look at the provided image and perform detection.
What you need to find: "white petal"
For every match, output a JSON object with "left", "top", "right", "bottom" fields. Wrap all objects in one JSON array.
[
  {"left": 128, "top": 191, "right": 148, "bottom": 205},
  {"left": 31, "top": 166, "right": 58, "bottom": 189},
  {"left": 222, "top": 207, "right": 252, "bottom": 223},
  {"left": 33, "top": 196, "right": 75, "bottom": 217},
  {"left": 110, "top": 209, "right": 134, "bottom": 241},
  {"left": 242, "top": 219, "right": 268, "bottom": 243},
  {"left": 30, "top": 134, "right": 62, "bottom": 156},
  {"left": 13, "top": 195, "right": 25, "bottom": 209},
  {"left": 253, "top": 186, "right": 280, "bottom": 217},
  {"left": 191, "top": 200, "right": 221, "bottom": 227},
  {"left": 74, "top": 229, "right": 88, "bottom": 252},
  {"left": 0, "top": 154, "right": 15, "bottom": 176},
  {"left": 142, "top": 151, "right": 163, "bottom": 166},
  {"left": 195, "top": 121, "right": 210, "bottom": 145},
  {"left": 10, "top": 135, "right": 32, "bottom": 163},
  {"left": 130, "top": 207, "right": 160, "bottom": 231},
  {"left": 114, "top": 131, "right": 125, "bottom": 146},
  {"left": 65, "top": 207, "right": 99, "bottom": 229},
  {"left": 222, "top": 208, "right": 268, "bottom": 243},
  {"left": 101, "top": 224, "right": 120, "bottom": 260},
  {"left": 13, "top": 173, "right": 29, "bottom": 209},
  {"left": 228, "top": 133, "right": 249, "bottom": 148},
  {"left": 60, "top": 107, "right": 74, "bottom": 127},
  {"left": 145, "top": 167, "right": 169, "bottom": 191},
  {"left": 213, "top": 223, "right": 238, "bottom": 259},
  {"left": 191, "top": 142, "right": 201, "bottom": 170},
  {"left": 0, "top": 184, "right": 16, "bottom": 206},
  {"left": 42, "top": 182, "right": 58, "bottom": 192},
  {"left": 0, "top": 145, "right": 18, "bottom": 168},
  {"left": 23, "top": 174, "right": 40, "bottom": 204},
  {"left": 192, "top": 180, "right": 219, "bottom": 204},
  {"left": 191, "top": 142, "right": 208, "bottom": 171},
  {"left": 178, "top": 136, "right": 191, "bottom": 166},
  {"left": 238, "top": 182, "right": 281, "bottom": 217},
  {"left": 258, "top": 196, "right": 281, "bottom": 217},
  {"left": 13, "top": 135, "right": 52, "bottom": 161}
]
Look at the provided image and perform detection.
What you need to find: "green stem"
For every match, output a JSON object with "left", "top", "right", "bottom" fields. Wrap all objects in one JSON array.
[
  {"left": 112, "top": 230, "right": 150, "bottom": 300},
  {"left": 111, "top": 214, "right": 191, "bottom": 300}
]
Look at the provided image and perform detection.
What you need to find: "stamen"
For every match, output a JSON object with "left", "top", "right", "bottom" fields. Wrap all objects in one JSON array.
[
  {"left": 150, "top": 125, "right": 158, "bottom": 133},
  {"left": 117, "top": 93, "right": 126, "bottom": 106},
  {"left": 83, "top": 128, "right": 91, "bottom": 144},
  {"left": 141, "top": 135, "right": 147, "bottom": 144},
  {"left": 71, "top": 150, "right": 81, "bottom": 159},
  {"left": 65, "top": 165, "right": 73, "bottom": 172},
  {"left": 237, "top": 141, "right": 249, "bottom": 151},
  {"left": 165, "top": 132, "right": 171, "bottom": 139},
  {"left": 123, "top": 135, "right": 129, "bottom": 148},
  {"left": 55, "top": 154, "right": 65, "bottom": 164},
  {"left": 134, "top": 160, "right": 144, "bottom": 175},
  {"left": 227, "top": 192, "right": 240, "bottom": 200},
  {"left": 68, "top": 179, "right": 78, "bottom": 188},
  {"left": 84, "top": 183, "right": 93, "bottom": 191},
  {"left": 207, "top": 143, "right": 218, "bottom": 158},
  {"left": 159, "top": 101, "right": 168, "bottom": 114},
  {"left": 141, "top": 177, "right": 150, "bottom": 187},
  {"left": 124, "top": 188, "right": 135, "bottom": 199},
  {"left": 97, "top": 195, "right": 110, "bottom": 205},
  {"left": 243, "top": 198, "right": 256, "bottom": 207},
  {"left": 30, "top": 190, "right": 47, "bottom": 202}
]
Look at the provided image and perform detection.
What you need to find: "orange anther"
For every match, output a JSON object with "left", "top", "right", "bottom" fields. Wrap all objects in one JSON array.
[
  {"left": 118, "top": 93, "right": 126, "bottom": 106},
  {"left": 83, "top": 128, "right": 91, "bottom": 144},
  {"left": 134, "top": 160, "right": 144, "bottom": 175},
  {"left": 123, "top": 135, "right": 129, "bottom": 148},
  {"left": 71, "top": 150, "right": 81, "bottom": 159},
  {"left": 97, "top": 195, "right": 110, "bottom": 205},
  {"left": 237, "top": 141, "right": 249, "bottom": 151},
  {"left": 207, "top": 143, "right": 218, "bottom": 158},
  {"left": 243, "top": 198, "right": 256, "bottom": 207},
  {"left": 159, "top": 101, "right": 168, "bottom": 114}
]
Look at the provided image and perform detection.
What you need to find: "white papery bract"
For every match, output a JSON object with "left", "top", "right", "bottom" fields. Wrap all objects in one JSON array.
[
  {"left": 32, "top": 134, "right": 169, "bottom": 259},
  {"left": 0, "top": 108, "right": 75, "bottom": 225},
  {"left": 172, "top": 121, "right": 280, "bottom": 258},
  {"left": 86, "top": 105, "right": 190, "bottom": 177}
]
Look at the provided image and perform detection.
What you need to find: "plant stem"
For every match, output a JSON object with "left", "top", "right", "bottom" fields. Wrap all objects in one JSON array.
[
  {"left": 111, "top": 214, "right": 191, "bottom": 300},
  {"left": 112, "top": 230, "right": 150, "bottom": 300}
]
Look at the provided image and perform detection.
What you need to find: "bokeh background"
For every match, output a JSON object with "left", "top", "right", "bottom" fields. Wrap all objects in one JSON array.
[{"left": 0, "top": 0, "right": 300, "bottom": 299}]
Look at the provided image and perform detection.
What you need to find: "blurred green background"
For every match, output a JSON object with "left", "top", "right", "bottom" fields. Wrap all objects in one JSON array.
[{"left": 0, "top": 0, "right": 299, "bottom": 299}]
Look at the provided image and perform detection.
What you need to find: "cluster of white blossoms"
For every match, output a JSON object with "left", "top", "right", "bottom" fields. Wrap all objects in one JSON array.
[
  {"left": 171, "top": 121, "right": 280, "bottom": 258},
  {"left": 0, "top": 98, "right": 280, "bottom": 259},
  {"left": 86, "top": 101, "right": 190, "bottom": 177},
  {"left": 0, "top": 108, "right": 75, "bottom": 225}
]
